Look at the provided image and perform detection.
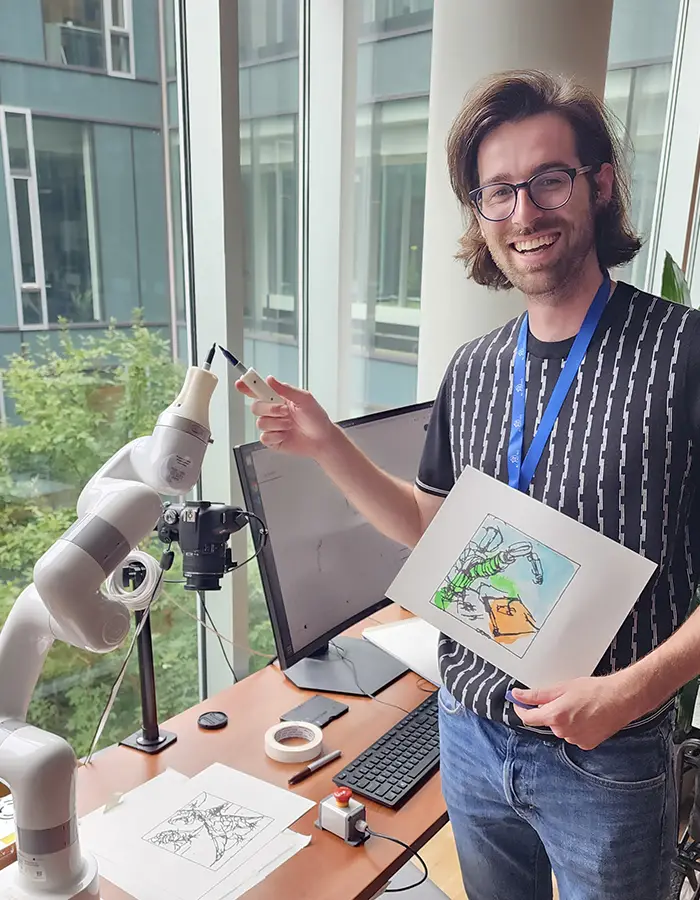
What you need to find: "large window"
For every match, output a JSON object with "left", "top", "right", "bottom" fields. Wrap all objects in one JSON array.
[
  {"left": 604, "top": 0, "right": 681, "bottom": 288},
  {"left": 239, "top": 0, "right": 300, "bottom": 422},
  {"left": 238, "top": 0, "right": 300, "bottom": 673},
  {"left": 0, "top": 1, "right": 192, "bottom": 761},
  {"left": 35, "top": 118, "right": 101, "bottom": 324},
  {"left": 42, "top": 0, "right": 134, "bottom": 77},
  {"left": 241, "top": 116, "right": 298, "bottom": 344},
  {"left": 1, "top": 109, "right": 100, "bottom": 326},
  {"left": 353, "top": 98, "right": 428, "bottom": 368},
  {"left": 605, "top": 62, "right": 675, "bottom": 287}
]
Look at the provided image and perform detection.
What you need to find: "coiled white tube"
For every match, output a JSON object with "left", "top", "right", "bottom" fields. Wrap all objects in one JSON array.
[{"left": 103, "top": 550, "right": 164, "bottom": 612}]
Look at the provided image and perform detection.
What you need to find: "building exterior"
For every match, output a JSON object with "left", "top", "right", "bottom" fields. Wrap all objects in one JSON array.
[{"left": 0, "top": 0, "right": 183, "bottom": 404}]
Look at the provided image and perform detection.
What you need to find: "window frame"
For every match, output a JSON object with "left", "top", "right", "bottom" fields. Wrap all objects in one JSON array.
[
  {"left": 0, "top": 106, "right": 48, "bottom": 330},
  {"left": 0, "top": 107, "right": 103, "bottom": 329},
  {"left": 40, "top": 0, "right": 135, "bottom": 78},
  {"left": 104, "top": 0, "right": 136, "bottom": 79}
]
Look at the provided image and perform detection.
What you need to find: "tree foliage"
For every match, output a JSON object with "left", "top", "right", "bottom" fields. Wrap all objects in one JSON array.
[{"left": 0, "top": 319, "right": 273, "bottom": 758}]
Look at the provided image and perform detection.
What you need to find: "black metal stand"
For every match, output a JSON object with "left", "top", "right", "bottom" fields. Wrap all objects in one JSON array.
[{"left": 119, "top": 608, "right": 177, "bottom": 755}]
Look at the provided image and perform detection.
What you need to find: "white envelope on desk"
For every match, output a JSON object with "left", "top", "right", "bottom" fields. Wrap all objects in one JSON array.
[{"left": 385, "top": 466, "right": 657, "bottom": 688}]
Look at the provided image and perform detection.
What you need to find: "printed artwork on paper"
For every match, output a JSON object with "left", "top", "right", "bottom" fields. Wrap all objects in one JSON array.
[
  {"left": 142, "top": 791, "right": 272, "bottom": 871},
  {"left": 431, "top": 515, "right": 579, "bottom": 658}
]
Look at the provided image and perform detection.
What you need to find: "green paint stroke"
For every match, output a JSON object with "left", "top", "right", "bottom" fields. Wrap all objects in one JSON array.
[{"left": 489, "top": 574, "right": 519, "bottom": 599}]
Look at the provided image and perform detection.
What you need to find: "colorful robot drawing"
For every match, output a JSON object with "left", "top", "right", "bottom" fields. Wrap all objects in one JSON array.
[{"left": 432, "top": 525, "right": 544, "bottom": 645}]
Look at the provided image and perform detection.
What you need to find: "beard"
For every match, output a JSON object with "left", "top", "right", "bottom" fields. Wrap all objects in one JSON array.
[{"left": 486, "top": 208, "right": 597, "bottom": 301}]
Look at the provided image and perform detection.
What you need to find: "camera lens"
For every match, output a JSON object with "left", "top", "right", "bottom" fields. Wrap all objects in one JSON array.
[{"left": 184, "top": 573, "right": 222, "bottom": 592}]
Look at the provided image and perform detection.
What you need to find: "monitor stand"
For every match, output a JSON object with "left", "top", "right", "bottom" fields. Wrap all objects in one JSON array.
[{"left": 282, "top": 636, "right": 408, "bottom": 696}]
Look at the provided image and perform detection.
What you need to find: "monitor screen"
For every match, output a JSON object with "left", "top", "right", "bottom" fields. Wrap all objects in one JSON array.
[{"left": 234, "top": 402, "right": 433, "bottom": 669}]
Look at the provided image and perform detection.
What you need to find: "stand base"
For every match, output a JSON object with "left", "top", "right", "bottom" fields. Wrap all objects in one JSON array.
[
  {"left": 119, "top": 728, "right": 177, "bottom": 755},
  {"left": 0, "top": 853, "right": 99, "bottom": 898},
  {"left": 283, "top": 636, "right": 408, "bottom": 696}
]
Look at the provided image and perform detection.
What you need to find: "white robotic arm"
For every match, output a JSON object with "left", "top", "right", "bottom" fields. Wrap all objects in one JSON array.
[{"left": 0, "top": 354, "right": 218, "bottom": 899}]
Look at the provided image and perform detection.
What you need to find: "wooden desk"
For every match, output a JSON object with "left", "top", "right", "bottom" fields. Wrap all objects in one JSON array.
[{"left": 77, "top": 606, "right": 447, "bottom": 900}]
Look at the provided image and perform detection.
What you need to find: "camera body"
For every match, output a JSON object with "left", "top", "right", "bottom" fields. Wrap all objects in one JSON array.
[{"left": 156, "top": 501, "right": 249, "bottom": 591}]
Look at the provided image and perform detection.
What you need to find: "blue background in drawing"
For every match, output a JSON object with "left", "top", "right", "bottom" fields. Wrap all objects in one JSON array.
[{"left": 459, "top": 514, "right": 579, "bottom": 625}]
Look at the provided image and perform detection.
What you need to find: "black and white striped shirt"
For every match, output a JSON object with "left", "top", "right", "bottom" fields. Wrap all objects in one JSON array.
[{"left": 416, "top": 281, "right": 700, "bottom": 728}]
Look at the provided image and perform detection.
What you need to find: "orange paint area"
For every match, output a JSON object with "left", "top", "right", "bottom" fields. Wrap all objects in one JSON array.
[{"left": 489, "top": 597, "right": 537, "bottom": 645}]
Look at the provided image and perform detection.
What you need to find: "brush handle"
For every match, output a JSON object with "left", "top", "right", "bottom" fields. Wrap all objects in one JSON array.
[{"left": 240, "top": 368, "right": 285, "bottom": 404}]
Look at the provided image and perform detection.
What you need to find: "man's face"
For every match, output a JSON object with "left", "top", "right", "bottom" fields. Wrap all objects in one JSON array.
[{"left": 474, "top": 112, "right": 612, "bottom": 297}]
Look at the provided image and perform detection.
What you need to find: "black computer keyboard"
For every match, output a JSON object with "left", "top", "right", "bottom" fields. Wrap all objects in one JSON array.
[{"left": 332, "top": 690, "right": 439, "bottom": 809}]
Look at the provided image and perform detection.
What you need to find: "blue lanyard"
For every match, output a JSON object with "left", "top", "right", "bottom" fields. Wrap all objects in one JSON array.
[{"left": 507, "top": 274, "right": 610, "bottom": 493}]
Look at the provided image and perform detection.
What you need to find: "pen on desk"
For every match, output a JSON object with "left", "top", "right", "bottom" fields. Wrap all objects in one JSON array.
[{"left": 288, "top": 749, "right": 342, "bottom": 785}]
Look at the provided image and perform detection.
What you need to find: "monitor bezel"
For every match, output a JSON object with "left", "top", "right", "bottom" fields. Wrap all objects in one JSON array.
[{"left": 233, "top": 400, "right": 433, "bottom": 670}]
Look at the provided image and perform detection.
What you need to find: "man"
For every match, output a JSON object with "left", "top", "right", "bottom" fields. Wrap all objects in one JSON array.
[{"left": 237, "top": 70, "right": 700, "bottom": 899}]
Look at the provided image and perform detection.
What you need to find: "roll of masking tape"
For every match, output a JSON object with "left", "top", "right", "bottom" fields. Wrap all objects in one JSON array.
[{"left": 264, "top": 721, "right": 323, "bottom": 764}]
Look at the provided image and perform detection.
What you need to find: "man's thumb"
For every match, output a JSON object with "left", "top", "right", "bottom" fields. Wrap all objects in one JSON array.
[
  {"left": 512, "top": 684, "right": 566, "bottom": 706},
  {"left": 267, "top": 375, "right": 309, "bottom": 405}
]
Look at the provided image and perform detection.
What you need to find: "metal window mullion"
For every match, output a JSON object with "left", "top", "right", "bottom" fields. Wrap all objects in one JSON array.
[
  {"left": 398, "top": 166, "right": 411, "bottom": 306},
  {"left": 173, "top": 0, "right": 206, "bottom": 696},
  {"left": 646, "top": 0, "right": 697, "bottom": 294},
  {"left": 300, "top": 0, "right": 360, "bottom": 418},
  {"left": 23, "top": 110, "right": 49, "bottom": 325},
  {"left": 180, "top": 0, "right": 249, "bottom": 695},
  {"left": 102, "top": 0, "right": 113, "bottom": 73},
  {"left": 0, "top": 109, "right": 26, "bottom": 327},
  {"left": 297, "top": 0, "right": 311, "bottom": 390},
  {"left": 82, "top": 125, "right": 101, "bottom": 320}
]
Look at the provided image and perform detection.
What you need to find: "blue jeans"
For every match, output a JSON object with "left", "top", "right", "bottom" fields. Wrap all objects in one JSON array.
[{"left": 437, "top": 685, "right": 676, "bottom": 900}]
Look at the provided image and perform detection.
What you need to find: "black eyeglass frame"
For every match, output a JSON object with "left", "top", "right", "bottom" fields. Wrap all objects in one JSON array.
[{"left": 468, "top": 164, "right": 600, "bottom": 221}]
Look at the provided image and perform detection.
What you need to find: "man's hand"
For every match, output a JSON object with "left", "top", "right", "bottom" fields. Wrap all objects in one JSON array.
[
  {"left": 511, "top": 672, "right": 642, "bottom": 750},
  {"left": 235, "top": 375, "right": 336, "bottom": 459}
]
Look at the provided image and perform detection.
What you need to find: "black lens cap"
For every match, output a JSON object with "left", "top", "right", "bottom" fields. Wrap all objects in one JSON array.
[{"left": 198, "top": 711, "right": 229, "bottom": 731}]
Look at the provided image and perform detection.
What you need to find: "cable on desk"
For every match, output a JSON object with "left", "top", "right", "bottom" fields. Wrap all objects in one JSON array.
[
  {"left": 329, "top": 640, "right": 411, "bottom": 715},
  {"left": 356, "top": 823, "right": 429, "bottom": 893},
  {"left": 166, "top": 594, "right": 275, "bottom": 661},
  {"left": 200, "top": 594, "right": 237, "bottom": 683}
]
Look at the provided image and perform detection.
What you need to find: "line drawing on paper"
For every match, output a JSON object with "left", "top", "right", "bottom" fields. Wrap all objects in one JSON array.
[
  {"left": 142, "top": 791, "right": 272, "bottom": 871},
  {"left": 431, "top": 515, "right": 579, "bottom": 657}
]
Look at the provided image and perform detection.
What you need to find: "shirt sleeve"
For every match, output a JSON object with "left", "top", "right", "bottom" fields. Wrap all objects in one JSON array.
[{"left": 415, "top": 359, "right": 456, "bottom": 498}]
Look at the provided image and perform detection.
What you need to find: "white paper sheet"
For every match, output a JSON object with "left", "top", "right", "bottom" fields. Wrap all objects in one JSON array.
[
  {"left": 362, "top": 618, "right": 441, "bottom": 686},
  {"left": 79, "top": 764, "right": 314, "bottom": 900},
  {"left": 386, "top": 466, "right": 657, "bottom": 687}
]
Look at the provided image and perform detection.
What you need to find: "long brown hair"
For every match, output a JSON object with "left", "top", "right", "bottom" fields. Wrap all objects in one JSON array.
[{"left": 447, "top": 70, "right": 642, "bottom": 289}]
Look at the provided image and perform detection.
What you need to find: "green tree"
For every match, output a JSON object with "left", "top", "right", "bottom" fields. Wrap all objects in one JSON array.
[{"left": 0, "top": 319, "right": 273, "bottom": 758}]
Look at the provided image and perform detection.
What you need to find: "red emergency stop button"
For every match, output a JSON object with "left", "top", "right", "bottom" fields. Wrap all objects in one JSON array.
[{"left": 334, "top": 787, "right": 352, "bottom": 807}]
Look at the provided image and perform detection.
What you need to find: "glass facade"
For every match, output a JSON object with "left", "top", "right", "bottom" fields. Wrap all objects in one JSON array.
[{"left": 0, "top": 0, "right": 192, "bottom": 758}]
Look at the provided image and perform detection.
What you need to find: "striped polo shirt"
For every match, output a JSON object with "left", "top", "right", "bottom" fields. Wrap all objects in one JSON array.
[{"left": 416, "top": 280, "right": 700, "bottom": 728}]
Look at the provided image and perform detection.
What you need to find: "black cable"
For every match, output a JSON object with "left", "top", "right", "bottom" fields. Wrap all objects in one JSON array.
[
  {"left": 329, "top": 640, "right": 411, "bottom": 715},
  {"left": 232, "top": 510, "right": 268, "bottom": 570},
  {"left": 362, "top": 825, "right": 429, "bottom": 893},
  {"left": 200, "top": 595, "right": 238, "bottom": 684}
]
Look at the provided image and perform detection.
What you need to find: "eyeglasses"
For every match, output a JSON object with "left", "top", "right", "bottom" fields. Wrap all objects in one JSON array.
[{"left": 468, "top": 165, "right": 597, "bottom": 222}]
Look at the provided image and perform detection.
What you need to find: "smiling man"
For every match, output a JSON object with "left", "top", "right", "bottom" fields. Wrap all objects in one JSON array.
[{"left": 239, "top": 70, "right": 700, "bottom": 899}]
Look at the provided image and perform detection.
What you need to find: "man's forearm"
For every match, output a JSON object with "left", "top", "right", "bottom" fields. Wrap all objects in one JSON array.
[
  {"left": 314, "top": 424, "right": 424, "bottom": 548},
  {"left": 621, "top": 604, "right": 700, "bottom": 718}
]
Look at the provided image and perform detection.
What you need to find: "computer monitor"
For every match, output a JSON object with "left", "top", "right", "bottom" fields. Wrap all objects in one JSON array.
[{"left": 234, "top": 401, "right": 433, "bottom": 696}]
